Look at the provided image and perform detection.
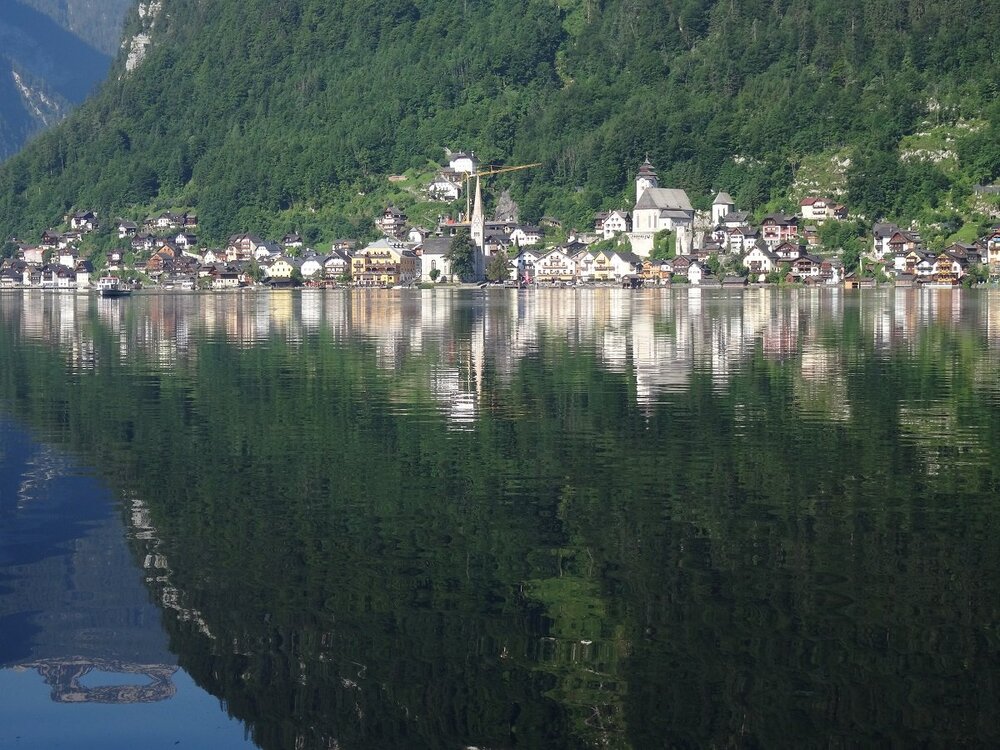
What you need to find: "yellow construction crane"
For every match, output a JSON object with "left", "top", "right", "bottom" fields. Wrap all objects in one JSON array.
[{"left": 464, "top": 163, "right": 542, "bottom": 218}]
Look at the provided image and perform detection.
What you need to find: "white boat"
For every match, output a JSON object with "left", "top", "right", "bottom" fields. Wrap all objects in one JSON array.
[{"left": 97, "top": 276, "right": 131, "bottom": 298}]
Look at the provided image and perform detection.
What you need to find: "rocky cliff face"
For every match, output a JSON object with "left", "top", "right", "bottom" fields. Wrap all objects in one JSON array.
[{"left": 0, "top": 0, "right": 127, "bottom": 161}]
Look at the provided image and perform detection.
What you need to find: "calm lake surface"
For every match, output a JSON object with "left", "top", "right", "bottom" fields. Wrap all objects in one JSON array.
[{"left": 0, "top": 287, "right": 998, "bottom": 749}]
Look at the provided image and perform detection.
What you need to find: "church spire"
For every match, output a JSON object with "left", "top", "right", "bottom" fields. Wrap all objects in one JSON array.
[{"left": 471, "top": 175, "right": 485, "bottom": 249}]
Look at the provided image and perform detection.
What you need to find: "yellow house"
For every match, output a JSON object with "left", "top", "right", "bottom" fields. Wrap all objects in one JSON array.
[
  {"left": 591, "top": 251, "right": 613, "bottom": 281},
  {"left": 266, "top": 256, "right": 297, "bottom": 278},
  {"left": 351, "top": 239, "right": 417, "bottom": 287}
]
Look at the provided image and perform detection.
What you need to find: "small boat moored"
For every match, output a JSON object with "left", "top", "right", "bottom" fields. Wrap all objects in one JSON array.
[{"left": 97, "top": 276, "right": 132, "bottom": 298}]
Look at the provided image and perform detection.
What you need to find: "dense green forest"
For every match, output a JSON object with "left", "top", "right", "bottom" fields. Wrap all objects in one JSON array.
[{"left": 0, "top": 0, "right": 998, "bottom": 245}]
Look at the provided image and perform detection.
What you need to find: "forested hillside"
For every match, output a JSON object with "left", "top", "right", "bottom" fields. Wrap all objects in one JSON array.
[{"left": 0, "top": 0, "right": 998, "bottom": 245}]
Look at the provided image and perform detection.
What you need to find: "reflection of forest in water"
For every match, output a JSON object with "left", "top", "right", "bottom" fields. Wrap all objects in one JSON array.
[{"left": 1, "top": 288, "right": 999, "bottom": 749}]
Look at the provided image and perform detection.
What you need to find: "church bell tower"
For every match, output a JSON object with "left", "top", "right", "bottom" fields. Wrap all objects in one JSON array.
[{"left": 636, "top": 157, "right": 658, "bottom": 202}]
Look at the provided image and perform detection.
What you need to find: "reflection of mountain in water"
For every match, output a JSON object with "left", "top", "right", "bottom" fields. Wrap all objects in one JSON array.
[
  {"left": 0, "top": 419, "right": 176, "bottom": 702},
  {"left": 19, "top": 657, "right": 176, "bottom": 703}
]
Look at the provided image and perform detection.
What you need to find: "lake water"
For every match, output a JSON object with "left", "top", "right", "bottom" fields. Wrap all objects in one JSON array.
[{"left": 0, "top": 287, "right": 998, "bottom": 749}]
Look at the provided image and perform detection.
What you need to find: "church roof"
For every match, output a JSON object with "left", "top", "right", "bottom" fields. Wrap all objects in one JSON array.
[
  {"left": 713, "top": 191, "right": 734, "bottom": 205},
  {"left": 421, "top": 237, "right": 451, "bottom": 256},
  {"left": 634, "top": 187, "right": 693, "bottom": 212}
]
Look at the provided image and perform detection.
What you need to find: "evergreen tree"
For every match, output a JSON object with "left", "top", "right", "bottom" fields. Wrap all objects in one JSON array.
[
  {"left": 486, "top": 250, "right": 510, "bottom": 283},
  {"left": 447, "top": 230, "right": 476, "bottom": 282}
]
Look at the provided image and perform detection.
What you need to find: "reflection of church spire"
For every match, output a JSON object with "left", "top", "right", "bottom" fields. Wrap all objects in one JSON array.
[{"left": 471, "top": 175, "right": 485, "bottom": 249}]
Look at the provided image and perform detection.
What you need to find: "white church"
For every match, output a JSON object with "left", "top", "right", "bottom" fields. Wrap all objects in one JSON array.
[{"left": 628, "top": 159, "right": 694, "bottom": 257}]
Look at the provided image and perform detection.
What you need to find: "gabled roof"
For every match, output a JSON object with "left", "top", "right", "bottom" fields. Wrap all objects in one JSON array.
[
  {"left": 794, "top": 253, "right": 823, "bottom": 264},
  {"left": 713, "top": 191, "right": 734, "bottom": 205},
  {"left": 748, "top": 242, "right": 778, "bottom": 260},
  {"left": 421, "top": 237, "right": 452, "bottom": 256},
  {"left": 541, "top": 247, "right": 573, "bottom": 260},
  {"left": 761, "top": 212, "right": 798, "bottom": 225},
  {"left": 889, "top": 230, "right": 921, "bottom": 243},
  {"left": 634, "top": 187, "right": 693, "bottom": 212}
]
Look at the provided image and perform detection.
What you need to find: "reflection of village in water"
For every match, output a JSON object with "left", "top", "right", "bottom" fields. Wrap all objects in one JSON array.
[
  {"left": 7, "top": 286, "right": 1000, "bottom": 429},
  {"left": 4, "top": 287, "right": 998, "bottom": 747}
]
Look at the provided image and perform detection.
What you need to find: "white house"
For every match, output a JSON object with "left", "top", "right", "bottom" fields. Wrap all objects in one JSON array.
[
  {"left": 323, "top": 251, "right": 350, "bottom": 279},
  {"left": 872, "top": 223, "right": 899, "bottom": 258},
  {"left": 509, "top": 225, "right": 543, "bottom": 246},
  {"left": 610, "top": 250, "right": 643, "bottom": 280},
  {"left": 253, "top": 243, "right": 280, "bottom": 262},
  {"left": 688, "top": 260, "right": 706, "bottom": 285},
  {"left": 800, "top": 197, "right": 847, "bottom": 222},
  {"left": 743, "top": 243, "right": 779, "bottom": 278},
  {"left": 282, "top": 232, "right": 304, "bottom": 248},
  {"left": 448, "top": 151, "right": 476, "bottom": 174},
  {"left": 725, "top": 225, "right": 759, "bottom": 255},
  {"left": 75, "top": 261, "right": 92, "bottom": 288},
  {"left": 774, "top": 242, "right": 804, "bottom": 262},
  {"left": 535, "top": 248, "right": 577, "bottom": 282},
  {"left": 69, "top": 211, "right": 97, "bottom": 232},
  {"left": 299, "top": 255, "right": 324, "bottom": 279},
  {"left": 21, "top": 246, "right": 44, "bottom": 266},
  {"left": 428, "top": 172, "right": 462, "bottom": 201},
  {"left": 513, "top": 248, "right": 544, "bottom": 282},
  {"left": 58, "top": 249, "right": 78, "bottom": 268},
  {"left": 721, "top": 211, "right": 751, "bottom": 229},
  {"left": 174, "top": 232, "right": 197, "bottom": 250},
  {"left": 601, "top": 211, "right": 631, "bottom": 239}
]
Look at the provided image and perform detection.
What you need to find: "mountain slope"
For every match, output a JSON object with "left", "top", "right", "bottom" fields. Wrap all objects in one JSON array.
[
  {"left": 1, "top": 0, "right": 998, "bottom": 244},
  {"left": 18, "top": 0, "right": 134, "bottom": 55},
  {"left": 0, "top": 0, "right": 113, "bottom": 161}
]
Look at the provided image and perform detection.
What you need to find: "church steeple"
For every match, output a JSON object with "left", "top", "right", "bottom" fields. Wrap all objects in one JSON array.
[
  {"left": 636, "top": 156, "right": 658, "bottom": 202},
  {"left": 471, "top": 175, "right": 485, "bottom": 249}
]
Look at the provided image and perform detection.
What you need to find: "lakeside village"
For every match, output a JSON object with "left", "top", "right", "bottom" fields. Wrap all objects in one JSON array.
[{"left": 3, "top": 152, "right": 1000, "bottom": 292}]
